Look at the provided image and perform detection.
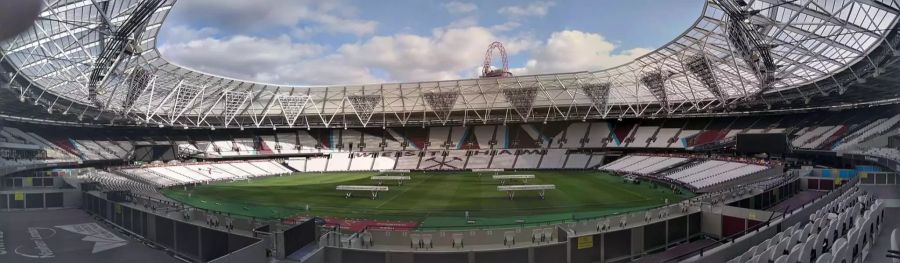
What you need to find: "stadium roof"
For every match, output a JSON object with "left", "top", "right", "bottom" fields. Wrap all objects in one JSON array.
[{"left": 1, "top": 0, "right": 899, "bottom": 128}]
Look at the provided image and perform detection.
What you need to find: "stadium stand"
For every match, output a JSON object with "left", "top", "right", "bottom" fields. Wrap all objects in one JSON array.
[
  {"left": 372, "top": 153, "right": 397, "bottom": 170},
  {"left": 118, "top": 160, "right": 292, "bottom": 186},
  {"left": 79, "top": 169, "right": 167, "bottom": 199},
  {"left": 305, "top": 157, "right": 329, "bottom": 172},
  {"left": 443, "top": 150, "right": 467, "bottom": 170},
  {"left": 383, "top": 129, "right": 408, "bottom": 150},
  {"left": 361, "top": 130, "right": 384, "bottom": 151},
  {"left": 285, "top": 158, "right": 306, "bottom": 171},
  {"left": 349, "top": 153, "right": 375, "bottom": 171},
  {"left": 394, "top": 153, "right": 421, "bottom": 170},
  {"left": 583, "top": 122, "right": 609, "bottom": 148},
  {"left": 428, "top": 127, "right": 450, "bottom": 149},
  {"left": 561, "top": 123, "right": 588, "bottom": 148},
  {"left": 489, "top": 151, "right": 516, "bottom": 169},
  {"left": 723, "top": 186, "right": 884, "bottom": 263},
  {"left": 418, "top": 152, "right": 443, "bottom": 170},
  {"left": 860, "top": 148, "right": 900, "bottom": 163},
  {"left": 628, "top": 124, "right": 659, "bottom": 148},
  {"left": 608, "top": 156, "right": 779, "bottom": 191},
  {"left": 513, "top": 150, "right": 542, "bottom": 169},
  {"left": 473, "top": 125, "right": 497, "bottom": 149},
  {"left": 465, "top": 151, "right": 492, "bottom": 169},
  {"left": 538, "top": 149, "right": 567, "bottom": 169},
  {"left": 297, "top": 131, "right": 320, "bottom": 152},
  {"left": 564, "top": 152, "right": 591, "bottom": 169},
  {"left": 2, "top": 2, "right": 900, "bottom": 261},
  {"left": 326, "top": 153, "right": 352, "bottom": 171},
  {"left": 601, "top": 155, "right": 690, "bottom": 176},
  {"left": 834, "top": 115, "right": 900, "bottom": 151}
]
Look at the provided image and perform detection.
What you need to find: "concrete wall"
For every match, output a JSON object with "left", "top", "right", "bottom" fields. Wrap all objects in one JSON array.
[
  {"left": 859, "top": 172, "right": 899, "bottom": 184},
  {"left": 0, "top": 188, "right": 80, "bottom": 210},
  {"left": 82, "top": 192, "right": 268, "bottom": 263},
  {"left": 208, "top": 239, "right": 267, "bottom": 263}
]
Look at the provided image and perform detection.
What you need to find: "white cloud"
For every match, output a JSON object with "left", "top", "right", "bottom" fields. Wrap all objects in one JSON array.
[
  {"left": 158, "top": 29, "right": 651, "bottom": 85},
  {"left": 443, "top": 16, "right": 480, "bottom": 29},
  {"left": 499, "top": 1, "right": 556, "bottom": 19},
  {"left": 313, "top": 14, "right": 378, "bottom": 36},
  {"left": 337, "top": 26, "right": 537, "bottom": 82},
  {"left": 166, "top": 0, "right": 377, "bottom": 36},
  {"left": 490, "top": 21, "right": 522, "bottom": 32},
  {"left": 510, "top": 30, "right": 652, "bottom": 75},
  {"left": 443, "top": 2, "right": 478, "bottom": 14},
  {"left": 158, "top": 1, "right": 652, "bottom": 86},
  {"left": 159, "top": 25, "right": 219, "bottom": 44},
  {"left": 253, "top": 56, "right": 384, "bottom": 85},
  {"left": 159, "top": 25, "right": 540, "bottom": 85},
  {"left": 159, "top": 35, "right": 331, "bottom": 83}
]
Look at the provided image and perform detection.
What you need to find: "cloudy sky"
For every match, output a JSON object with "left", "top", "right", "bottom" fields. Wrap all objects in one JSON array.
[{"left": 157, "top": 0, "right": 703, "bottom": 85}]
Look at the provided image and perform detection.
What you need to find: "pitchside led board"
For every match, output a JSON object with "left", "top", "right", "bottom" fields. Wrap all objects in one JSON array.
[{"left": 736, "top": 133, "right": 790, "bottom": 154}]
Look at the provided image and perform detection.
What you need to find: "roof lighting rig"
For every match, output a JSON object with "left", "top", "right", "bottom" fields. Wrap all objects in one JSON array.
[
  {"left": 88, "top": 0, "right": 164, "bottom": 108},
  {"left": 686, "top": 54, "right": 727, "bottom": 104},
  {"left": 641, "top": 70, "right": 676, "bottom": 113},
  {"left": 717, "top": 0, "right": 780, "bottom": 101}
]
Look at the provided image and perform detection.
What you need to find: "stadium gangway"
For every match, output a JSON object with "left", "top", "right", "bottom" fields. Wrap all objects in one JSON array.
[
  {"left": 497, "top": 184, "right": 555, "bottom": 200},
  {"left": 370, "top": 175, "right": 411, "bottom": 185},
  {"left": 492, "top": 174, "right": 536, "bottom": 184},
  {"left": 336, "top": 185, "right": 389, "bottom": 199}
]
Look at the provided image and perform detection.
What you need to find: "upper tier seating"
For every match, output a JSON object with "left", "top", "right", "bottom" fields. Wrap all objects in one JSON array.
[
  {"left": 627, "top": 126, "right": 658, "bottom": 148},
  {"left": 583, "top": 122, "right": 610, "bottom": 148},
  {"left": 792, "top": 126, "right": 841, "bottom": 149},
  {"left": 561, "top": 123, "right": 589, "bottom": 148},
  {"left": 362, "top": 132, "right": 384, "bottom": 151},
  {"left": 649, "top": 128, "right": 679, "bottom": 148},
  {"left": 833, "top": 115, "right": 900, "bottom": 151},
  {"left": 428, "top": 127, "right": 450, "bottom": 149},
  {"left": 296, "top": 131, "right": 319, "bottom": 152}
]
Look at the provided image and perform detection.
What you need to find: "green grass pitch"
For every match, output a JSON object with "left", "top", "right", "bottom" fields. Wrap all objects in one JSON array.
[{"left": 162, "top": 171, "right": 693, "bottom": 228}]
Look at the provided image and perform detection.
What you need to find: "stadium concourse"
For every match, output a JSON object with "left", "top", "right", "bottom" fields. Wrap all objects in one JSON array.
[{"left": 2, "top": 0, "right": 900, "bottom": 263}]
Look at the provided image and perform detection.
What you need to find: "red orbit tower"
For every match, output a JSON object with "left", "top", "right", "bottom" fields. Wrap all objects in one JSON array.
[{"left": 481, "top": 41, "right": 513, "bottom": 78}]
